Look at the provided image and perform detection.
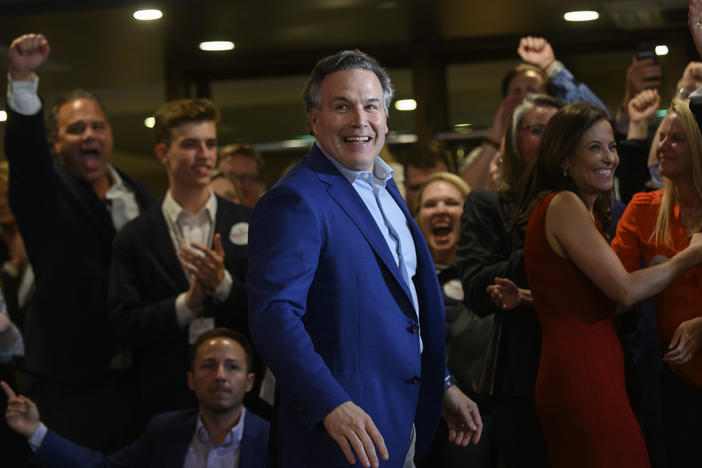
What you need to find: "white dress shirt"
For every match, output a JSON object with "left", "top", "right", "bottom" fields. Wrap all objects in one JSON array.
[{"left": 161, "top": 191, "right": 233, "bottom": 328}]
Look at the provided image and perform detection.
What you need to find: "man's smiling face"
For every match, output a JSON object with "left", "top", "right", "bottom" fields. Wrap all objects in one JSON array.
[{"left": 309, "top": 69, "right": 388, "bottom": 172}]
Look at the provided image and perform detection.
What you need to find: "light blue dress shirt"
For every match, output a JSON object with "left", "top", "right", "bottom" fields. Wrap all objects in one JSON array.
[
  {"left": 320, "top": 145, "right": 420, "bottom": 331},
  {"left": 184, "top": 409, "right": 246, "bottom": 468}
]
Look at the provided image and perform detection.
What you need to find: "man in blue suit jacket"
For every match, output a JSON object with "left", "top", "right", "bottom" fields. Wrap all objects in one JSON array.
[
  {"left": 247, "top": 50, "right": 482, "bottom": 468},
  {"left": 2, "top": 328, "right": 269, "bottom": 468}
]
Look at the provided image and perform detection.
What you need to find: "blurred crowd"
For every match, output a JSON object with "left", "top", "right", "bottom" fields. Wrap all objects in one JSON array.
[{"left": 3, "top": 3, "right": 702, "bottom": 468}]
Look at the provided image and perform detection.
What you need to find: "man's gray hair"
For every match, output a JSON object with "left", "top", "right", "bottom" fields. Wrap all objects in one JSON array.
[{"left": 302, "top": 49, "right": 394, "bottom": 114}]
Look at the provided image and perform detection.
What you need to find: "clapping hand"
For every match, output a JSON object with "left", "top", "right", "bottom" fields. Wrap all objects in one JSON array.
[
  {"left": 180, "top": 233, "right": 226, "bottom": 292},
  {"left": 487, "top": 277, "right": 533, "bottom": 310}
]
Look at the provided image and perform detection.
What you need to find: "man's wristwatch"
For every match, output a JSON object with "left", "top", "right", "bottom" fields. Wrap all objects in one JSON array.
[{"left": 444, "top": 374, "right": 457, "bottom": 392}]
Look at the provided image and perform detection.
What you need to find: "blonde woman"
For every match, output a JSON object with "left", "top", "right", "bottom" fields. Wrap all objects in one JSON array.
[{"left": 611, "top": 99, "right": 702, "bottom": 466}]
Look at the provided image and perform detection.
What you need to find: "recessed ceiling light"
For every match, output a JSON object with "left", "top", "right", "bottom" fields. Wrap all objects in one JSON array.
[
  {"left": 144, "top": 116, "right": 155, "bottom": 128},
  {"left": 655, "top": 45, "right": 669, "bottom": 56},
  {"left": 563, "top": 10, "right": 599, "bottom": 22},
  {"left": 199, "top": 41, "right": 235, "bottom": 52},
  {"left": 394, "top": 99, "right": 417, "bottom": 111},
  {"left": 0, "top": 110, "right": 6, "bottom": 122},
  {"left": 133, "top": 9, "right": 163, "bottom": 21}
]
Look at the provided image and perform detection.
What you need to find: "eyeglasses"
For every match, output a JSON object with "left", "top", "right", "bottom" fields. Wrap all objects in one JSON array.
[
  {"left": 519, "top": 125, "right": 546, "bottom": 137},
  {"left": 234, "top": 173, "right": 262, "bottom": 185}
]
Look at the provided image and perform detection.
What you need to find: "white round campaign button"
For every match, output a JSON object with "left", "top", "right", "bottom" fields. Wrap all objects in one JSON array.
[{"left": 229, "top": 222, "right": 249, "bottom": 246}]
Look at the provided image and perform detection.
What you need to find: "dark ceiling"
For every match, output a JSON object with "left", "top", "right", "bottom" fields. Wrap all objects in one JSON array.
[{"left": 0, "top": 0, "right": 694, "bottom": 192}]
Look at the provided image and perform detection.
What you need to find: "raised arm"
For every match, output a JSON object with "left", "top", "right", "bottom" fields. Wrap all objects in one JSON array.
[
  {"left": 518, "top": 36, "right": 608, "bottom": 112},
  {"left": 2, "top": 381, "right": 39, "bottom": 439},
  {"left": 690, "top": 0, "right": 702, "bottom": 59},
  {"left": 3, "top": 380, "right": 162, "bottom": 468},
  {"left": 547, "top": 191, "right": 702, "bottom": 308},
  {"left": 627, "top": 89, "right": 660, "bottom": 140},
  {"left": 8, "top": 34, "right": 49, "bottom": 82},
  {"left": 614, "top": 57, "right": 662, "bottom": 135}
]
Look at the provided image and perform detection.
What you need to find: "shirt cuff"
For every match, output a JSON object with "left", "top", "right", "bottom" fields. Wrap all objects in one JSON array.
[
  {"left": 690, "top": 87, "right": 702, "bottom": 101},
  {"left": 212, "top": 270, "right": 233, "bottom": 302},
  {"left": 7, "top": 73, "right": 41, "bottom": 116},
  {"left": 28, "top": 422, "right": 48, "bottom": 452},
  {"left": 175, "top": 293, "right": 199, "bottom": 329},
  {"left": 2, "top": 261, "right": 19, "bottom": 278},
  {"left": 547, "top": 60, "right": 565, "bottom": 81}
]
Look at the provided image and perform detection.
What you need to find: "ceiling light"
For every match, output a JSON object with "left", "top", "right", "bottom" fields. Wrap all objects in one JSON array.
[
  {"left": 655, "top": 45, "right": 669, "bottom": 56},
  {"left": 563, "top": 10, "right": 599, "bottom": 22},
  {"left": 133, "top": 9, "right": 163, "bottom": 21},
  {"left": 394, "top": 99, "right": 417, "bottom": 111},
  {"left": 199, "top": 41, "right": 235, "bottom": 52},
  {"left": 0, "top": 110, "right": 6, "bottom": 122},
  {"left": 144, "top": 116, "right": 155, "bottom": 128}
]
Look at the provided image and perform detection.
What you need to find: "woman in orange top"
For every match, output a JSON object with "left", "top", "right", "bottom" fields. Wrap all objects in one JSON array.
[{"left": 611, "top": 98, "right": 702, "bottom": 467}]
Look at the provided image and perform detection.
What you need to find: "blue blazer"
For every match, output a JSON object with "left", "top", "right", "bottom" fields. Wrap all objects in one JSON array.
[
  {"left": 31, "top": 408, "right": 269, "bottom": 468},
  {"left": 248, "top": 146, "right": 445, "bottom": 467}
]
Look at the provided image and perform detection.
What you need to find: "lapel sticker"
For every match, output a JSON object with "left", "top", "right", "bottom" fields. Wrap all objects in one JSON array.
[
  {"left": 443, "top": 279, "right": 464, "bottom": 301},
  {"left": 229, "top": 222, "right": 249, "bottom": 246}
]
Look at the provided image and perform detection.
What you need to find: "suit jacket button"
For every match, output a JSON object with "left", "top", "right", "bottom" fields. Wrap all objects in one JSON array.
[
  {"left": 407, "top": 376, "right": 421, "bottom": 384},
  {"left": 407, "top": 324, "right": 419, "bottom": 333}
]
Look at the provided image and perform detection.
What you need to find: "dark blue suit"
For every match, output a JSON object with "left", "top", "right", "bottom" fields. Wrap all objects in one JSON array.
[
  {"left": 248, "top": 146, "right": 446, "bottom": 467},
  {"left": 31, "top": 408, "right": 269, "bottom": 468}
]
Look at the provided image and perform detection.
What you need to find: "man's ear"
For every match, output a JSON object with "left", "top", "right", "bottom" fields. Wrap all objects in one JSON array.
[
  {"left": 52, "top": 133, "right": 61, "bottom": 159},
  {"left": 308, "top": 110, "right": 318, "bottom": 137},
  {"left": 187, "top": 371, "right": 194, "bottom": 391},
  {"left": 245, "top": 373, "right": 255, "bottom": 393},
  {"left": 154, "top": 143, "right": 168, "bottom": 165}
]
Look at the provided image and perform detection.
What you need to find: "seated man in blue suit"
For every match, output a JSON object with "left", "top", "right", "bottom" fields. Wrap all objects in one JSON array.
[
  {"left": 108, "top": 98, "right": 253, "bottom": 424},
  {"left": 247, "top": 49, "right": 482, "bottom": 468},
  {"left": 2, "top": 327, "right": 269, "bottom": 468}
]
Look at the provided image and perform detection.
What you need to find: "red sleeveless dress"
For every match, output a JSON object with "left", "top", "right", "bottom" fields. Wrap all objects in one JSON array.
[{"left": 524, "top": 192, "right": 649, "bottom": 468}]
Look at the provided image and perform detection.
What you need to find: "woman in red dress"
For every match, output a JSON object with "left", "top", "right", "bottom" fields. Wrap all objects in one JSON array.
[{"left": 514, "top": 102, "right": 702, "bottom": 468}]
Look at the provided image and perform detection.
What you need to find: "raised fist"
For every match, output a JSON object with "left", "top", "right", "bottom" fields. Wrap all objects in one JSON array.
[
  {"left": 8, "top": 33, "right": 50, "bottom": 81},
  {"left": 627, "top": 89, "right": 660, "bottom": 125},
  {"left": 517, "top": 36, "right": 556, "bottom": 73}
]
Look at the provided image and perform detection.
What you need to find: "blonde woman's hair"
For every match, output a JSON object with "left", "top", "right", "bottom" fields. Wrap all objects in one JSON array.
[
  {"left": 414, "top": 171, "right": 470, "bottom": 214},
  {"left": 653, "top": 99, "right": 702, "bottom": 245}
]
